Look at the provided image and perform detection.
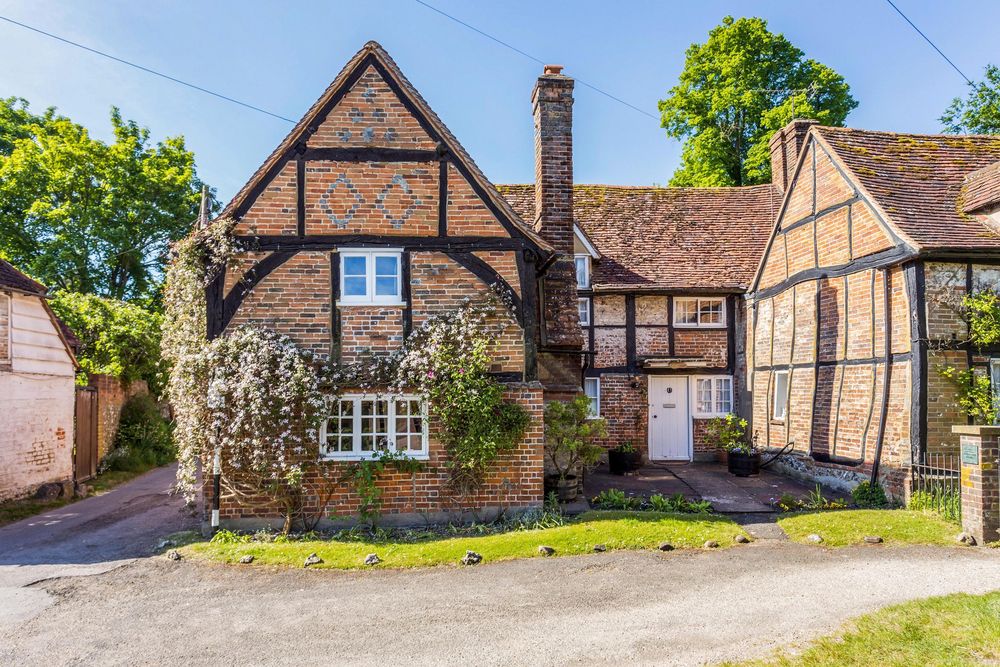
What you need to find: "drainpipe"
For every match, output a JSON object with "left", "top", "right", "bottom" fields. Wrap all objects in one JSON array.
[{"left": 211, "top": 445, "right": 221, "bottom": 531}]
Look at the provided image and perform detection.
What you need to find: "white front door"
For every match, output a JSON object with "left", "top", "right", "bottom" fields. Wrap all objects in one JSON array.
[{"left": 648, "top": 376, "right": 691, "bottom": 461}]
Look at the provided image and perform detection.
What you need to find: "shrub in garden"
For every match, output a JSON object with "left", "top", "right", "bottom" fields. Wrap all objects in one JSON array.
[
  {"left": 851, "top": 480, "right": 889, "bottom": 509},
  {"left": 102, "top": 394, "right": 175, "bottom": 472},
  {"left": 544, "top": 396, "right": 608, "bottom": 483}
]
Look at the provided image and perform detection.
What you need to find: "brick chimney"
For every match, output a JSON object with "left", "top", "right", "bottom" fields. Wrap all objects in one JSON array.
[
  {"left": 532, "top": 64, "right": 583, "bottom": 395},
  {"left": 769, "top": 119, "right": 819, "bottom": 192}
]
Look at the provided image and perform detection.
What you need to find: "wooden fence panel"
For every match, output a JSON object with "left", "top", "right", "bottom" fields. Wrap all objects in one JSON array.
[{"left": 75, "top": 387, "right": 98, "bottom": 482}]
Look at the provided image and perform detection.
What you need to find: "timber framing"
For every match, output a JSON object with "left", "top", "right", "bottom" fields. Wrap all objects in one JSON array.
[{"left": 905, "top": 260, "right": 928, "bottom": 462}]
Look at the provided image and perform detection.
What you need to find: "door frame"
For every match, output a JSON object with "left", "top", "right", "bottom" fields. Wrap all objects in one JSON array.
[{"left": 647, "top": 375, "right": 693, "bottom": 462}]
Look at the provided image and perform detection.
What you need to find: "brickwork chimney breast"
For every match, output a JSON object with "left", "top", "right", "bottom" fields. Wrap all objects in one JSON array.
[{"left": 769, "top": 119, "right": 819, "bottom": 193}]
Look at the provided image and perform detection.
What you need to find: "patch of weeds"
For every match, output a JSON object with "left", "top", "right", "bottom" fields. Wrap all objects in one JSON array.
[
  {"left": 591, "top": 488, "right": 642, "bottom": 511},
  {"left": 851, "top": 481, "right": 889, "bottom": 509},
  {"left": 592, "top": 489, "right": 711, "bottom": 514},
  {"left": 802, "top": 484, "right": 847, "bottom": 511}
]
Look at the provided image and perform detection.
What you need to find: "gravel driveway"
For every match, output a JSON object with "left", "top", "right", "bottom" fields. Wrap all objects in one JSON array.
[{"left": 2, "top": 541, "right": 999, "bottom": 666}]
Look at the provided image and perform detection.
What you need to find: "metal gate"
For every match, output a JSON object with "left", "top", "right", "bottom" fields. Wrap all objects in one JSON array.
[{"left": 75, "top": 386, "right": 98, "bottom": 482}]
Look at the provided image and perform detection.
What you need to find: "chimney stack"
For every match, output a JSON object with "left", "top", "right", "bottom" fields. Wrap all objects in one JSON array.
[
  {"left": 769, "top": 119, "right": 818, "bottom": 192},
  {"left": 532, "top": 64, "right": 582, "bottom": 394}
]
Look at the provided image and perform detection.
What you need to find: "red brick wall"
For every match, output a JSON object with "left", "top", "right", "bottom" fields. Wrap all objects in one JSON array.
[
  {"left": 210, "top": 384, "right": 544, "bottom": 523},
  {"left": 89, "top": 373, "right": 149, "bottom": 462}
]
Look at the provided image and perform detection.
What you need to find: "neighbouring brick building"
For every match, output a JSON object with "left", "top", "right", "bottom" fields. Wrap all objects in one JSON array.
[
  {"left": 747, "top": 123, "right": 1000, "bottom": 494},
  {"left": 0, "top": 260, "right": 79, "bottom": 501}
]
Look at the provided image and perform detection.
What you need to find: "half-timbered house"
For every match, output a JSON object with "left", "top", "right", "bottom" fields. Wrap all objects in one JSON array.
[
  {"left": 206, "top": 43, "right": 591, "bottom": 523},
  {"left": 747, "top": 121, "right": 1000, "bottom": 494}
]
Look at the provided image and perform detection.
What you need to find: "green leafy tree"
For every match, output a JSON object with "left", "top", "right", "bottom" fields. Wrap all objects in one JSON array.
[
  {"left": 0, "top": 97, "right": 217, "bottom": 301},
  {"left": 658, "top": 16, "right": 858, "bottom": 186},
  {"left": 941, "top": 64, "right": 1000, "bottom": 134},
  {"left": 48, "top": 291, "right": 165, "bottom": 394}
]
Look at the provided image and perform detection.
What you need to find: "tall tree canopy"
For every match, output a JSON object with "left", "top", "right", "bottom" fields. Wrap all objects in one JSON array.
[
  {"left": 0, "top": 97, "right": 217, "bottom": 301},
  {"left": 658, "top": 16, "right": 858, "bottom": 187},
  {"left": 941, "top": 64, "right": 1000, "bottom": 135}
]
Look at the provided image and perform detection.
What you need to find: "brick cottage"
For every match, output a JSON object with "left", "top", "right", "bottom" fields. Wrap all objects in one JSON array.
[
  {"left": 747, "top": 123, "right": 1000, "bottom": 495},
  {"left": 204, "top": 41, "right": 1000, "bottom": 523}
]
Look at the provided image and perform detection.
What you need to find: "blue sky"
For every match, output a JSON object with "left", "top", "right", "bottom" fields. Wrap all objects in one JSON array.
[{"left": 1, "top": 1, "right": 997, "bottom": 203}]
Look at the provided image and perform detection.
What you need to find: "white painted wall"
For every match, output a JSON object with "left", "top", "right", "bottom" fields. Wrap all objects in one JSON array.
[{"left": 0, "top": 291, "right": 76, "bottom": 501}]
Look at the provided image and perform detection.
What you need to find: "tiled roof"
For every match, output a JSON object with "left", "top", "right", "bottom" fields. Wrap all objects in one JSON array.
[
  {"left": 0, "top": 259, "right": 46, "bottom": 295},
  {"left": 815, "top": 127, "right": 1000, "bottom": 251},
  {"left": 220, "top": 41, "right": 551, "bottom": 256},
  {"left": 498, "top": 184, "right": 778, "bottom": 291},
  {"left": 962, "top": 159, "right": 1000, "bottom": 214}
]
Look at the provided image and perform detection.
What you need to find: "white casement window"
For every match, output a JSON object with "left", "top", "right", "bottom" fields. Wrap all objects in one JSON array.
[
  {"left": 320, "top": 395, "right": 428, "bottom": 459},
  {"left": 575, "top": 255, "right": 591, "bottom": 289},
  {"left": 339, "top": 250, "right": 403, "bottom": 305},
  {"left": 673, "top": 297, "right": 726, "bottom": 328},
  {"left": 693, "top": 376, "right": 733, "bottom": 416},
  {"left": 578, "top": 297, "right": 591, "bottom": 326},
  {"left": 772, "top": 370, "right": 790, "bottom": 422},
  {"left": 583, "top": 377, "right": 600, "bottom": 417}
]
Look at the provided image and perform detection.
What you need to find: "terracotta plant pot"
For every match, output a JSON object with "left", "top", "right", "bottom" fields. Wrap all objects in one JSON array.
[
  {"left": 717, "top": 449, "right": 729, "bottom": 465},
  {"left": 727, "top": 452, "right": 761, "bottom": 477}
]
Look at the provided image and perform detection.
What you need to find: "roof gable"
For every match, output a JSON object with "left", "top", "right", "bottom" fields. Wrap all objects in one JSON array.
[
  {"left": 221, "top": 41, "right": 549, "bottom": 254},
  {"left": 0, "top": 259, "right": 46, "bottom": 295},
  {"left": 816, "top": 126, "right": 1000, "bottom": 252}
]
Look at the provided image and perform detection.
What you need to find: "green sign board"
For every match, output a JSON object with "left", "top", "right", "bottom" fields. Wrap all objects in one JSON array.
[{"left": 961, "top": 442, "right": 979, "bottom": 466}]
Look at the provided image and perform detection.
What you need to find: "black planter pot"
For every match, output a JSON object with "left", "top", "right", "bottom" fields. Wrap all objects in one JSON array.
[
  {"left": 608, "top": 449, "right": 643, "bottom": 475},
  {"left": 727, "top": 452, "right": 761, "bottom": 477}
]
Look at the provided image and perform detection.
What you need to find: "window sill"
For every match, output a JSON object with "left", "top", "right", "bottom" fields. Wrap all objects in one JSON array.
[
  {"left": 321, "top": 453, "right": 429, "bottom": 462},
  {"left": 336, "top": 301, "right": 407, "bottom": 308},
  {"left": 673, "top": 323, "right": 727, "bottom": 329}
]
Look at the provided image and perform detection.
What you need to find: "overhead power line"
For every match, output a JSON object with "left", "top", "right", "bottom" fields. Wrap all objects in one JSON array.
[
  {"left": 883, "top": 0, "right": 972, "bottom": 85},
  {"left": 411, "top": 0, "right": 659, "bottom": 121},
  {"left": 0, "top": 14, "right": 297, "bottom": 123}
]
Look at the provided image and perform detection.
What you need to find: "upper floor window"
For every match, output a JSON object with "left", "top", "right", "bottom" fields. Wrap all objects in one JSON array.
[
  {"left": 693, "top": 376, "right": 733, "bottom": 416},
  {"left": 320, "top": 394, "right": 428, "bottom": 460},
  {"left": 340, "top": 250, "right": 403, "bottom": 305},
  {"left": 575, "top": 255, "right": 591, "bottom": 289},
  {"left": 674, "top": 297, "right": 725, "bottom": 328}
]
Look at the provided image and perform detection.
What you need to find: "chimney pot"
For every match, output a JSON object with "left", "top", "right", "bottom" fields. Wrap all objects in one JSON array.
[{"left": 543, "top": 64, "right": 564, "bottom": 75}]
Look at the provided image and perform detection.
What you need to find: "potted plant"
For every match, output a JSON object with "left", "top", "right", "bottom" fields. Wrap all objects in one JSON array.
[
  {"left": 608, "top": 441, "right": 642, "bottom": 475},
  {"left": 706, "top": 413, "right": 760, "bottom": 477},
  {"left": 544, "top": 395, "right": 608, "bottom": 501}
]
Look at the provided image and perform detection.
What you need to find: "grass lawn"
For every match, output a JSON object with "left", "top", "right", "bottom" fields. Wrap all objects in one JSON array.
[
  {"left": 182, "top": 510, "right": 748, "bottom": 569},
  {"left": 729, "top": 591, "right": 1000, "bottom": 666},
  {"left": 0, "top": 465, "right": 160, "bottom": 528},
  {"left": 778, "top": 509, "right": 959, "bottom": 547}
]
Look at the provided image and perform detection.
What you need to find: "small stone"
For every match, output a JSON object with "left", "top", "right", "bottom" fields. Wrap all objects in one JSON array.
[
  {"left": 864, "top": 536, "right": 883, "bottom": 544},
  {"left": 593, "top": 544, "right": 607, "bottom": 553},
  {"left": 165, "top": 550, "right": 182, "bottom": 561},
  {"left": 239, "top": 554, "right": 255, "bottom": 564},
  {"left": 304, "top": 553, "right": 324, "bottom": 567},
  {"left": 734, "top": 534, "right": 750, "bottom": 544},
  {"left": 658, "top": 542, "right": 674, "bottom": 552},
  {"left": 34, "top": 482, "right": 63, "bottom": 500},
  {"left": 957, "top": 532, "right": 977, "bottom": 546},
  {"left": 703, "top": 540, "right": 720, "bottom": 549},
  {"left": 363, "top": 553, "right": 381, "bottom": 566},
  {"left": 806, "top": 534, "right": 824, "bottom": 544},
  {"left": 537, "top": 545, "right": 555, "bottom": 556},
  {"left": 460, "top": 550, "right": 482, "bottom": 566}
]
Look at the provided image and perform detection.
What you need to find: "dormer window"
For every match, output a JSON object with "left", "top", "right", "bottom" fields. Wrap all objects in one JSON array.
[{"left": 575, "top": 255, "right": 591, "bottom": 289}]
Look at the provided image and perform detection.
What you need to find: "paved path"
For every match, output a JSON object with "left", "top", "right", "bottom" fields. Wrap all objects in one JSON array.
[
  {"left": 2, "top": 541, "right": 999, "bottom": 666},
  {"left": 0, "top": 464, "right": 196, "bottom": 628}
]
